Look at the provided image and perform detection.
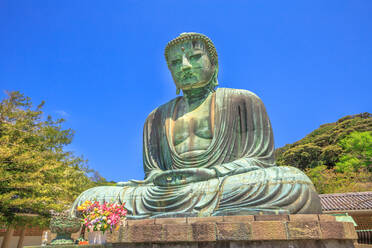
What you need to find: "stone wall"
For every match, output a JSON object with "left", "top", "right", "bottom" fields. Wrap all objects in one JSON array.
[{"left": 104, "top": 214, "right": 358, "bottom": 248}]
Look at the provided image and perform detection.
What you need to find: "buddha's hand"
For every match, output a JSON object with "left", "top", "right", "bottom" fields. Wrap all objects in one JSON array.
[
  {"left": 116, "top": 179, "right": 152, "bottom": 187},
  {"left": 153, "top": 168, "right": 217, "bottom": 187}
]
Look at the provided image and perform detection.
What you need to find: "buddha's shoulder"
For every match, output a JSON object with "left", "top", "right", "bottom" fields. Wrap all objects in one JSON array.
[
  {"left": 145, "top": 96, "right": 181, "bottom": 120},
  {"left": 216, "top": 87, "right": 263, "bottom": 102}
]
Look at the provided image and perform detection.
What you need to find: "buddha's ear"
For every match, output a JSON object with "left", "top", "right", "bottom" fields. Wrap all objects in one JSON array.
[{"left": 212, "top": 65, "right": 219, "bottom": 88}]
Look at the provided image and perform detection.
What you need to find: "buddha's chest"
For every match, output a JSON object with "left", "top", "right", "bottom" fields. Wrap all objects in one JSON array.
[
  {"left": 173, "top": 106, "right": 212, "bottom": 143},
  {"left": 171, "top": 95, "right": 214, "bottom": 156}
]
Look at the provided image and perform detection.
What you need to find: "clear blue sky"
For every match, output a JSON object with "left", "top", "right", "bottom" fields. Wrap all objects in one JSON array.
[{"left": 1, "top": 1, "right": 371, "bottom": 182}]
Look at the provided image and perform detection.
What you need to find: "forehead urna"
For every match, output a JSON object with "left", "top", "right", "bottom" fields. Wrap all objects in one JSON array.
[{"left": 167, "top": 39, "right": 208, "bottom": 60}]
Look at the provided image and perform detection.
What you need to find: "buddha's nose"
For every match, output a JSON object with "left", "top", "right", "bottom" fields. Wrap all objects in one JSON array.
[{"left": 181, "top": 55, "right": 192, "bottom": 70}]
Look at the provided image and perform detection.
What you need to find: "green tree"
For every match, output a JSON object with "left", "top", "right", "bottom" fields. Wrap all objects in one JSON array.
[
  {"left": 275, "top": 113, "right": 372, "bottom": 194},
  {"left": 305, "top": 164, "right": 371, "bottom": 194},
  {"left": 278, "top": 143, "right": 323, "bottom": 170},
  {"left": 276, "top": 113, "right": 372, "bottom": 170},
  {"left": 0, "top": 91, "right": 98, "bottom": 226},
  {"left": 335, "top": 131, "right": 372, "bottom": 173}
]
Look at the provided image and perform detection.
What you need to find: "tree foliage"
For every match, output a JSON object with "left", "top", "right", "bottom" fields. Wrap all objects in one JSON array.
[
  {"left": 305, "top": 164, "right": 371, "bottom": 194},
  {"left": 276, "top": 113, "right": 372, "bottom": 169},
  {"left": 275, "top": 113, "right": 372, "bottom": 194},
  {"left": 0, "top": 91, "right": 106, "bottom": 226},
  {"left": 335, "top": 131, "right": 371, "bottom": 173}
]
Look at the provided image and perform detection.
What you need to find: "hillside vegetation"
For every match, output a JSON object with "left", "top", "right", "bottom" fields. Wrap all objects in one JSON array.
[{"left": 275, "top": 113, "right": 372, "bottom": 194}]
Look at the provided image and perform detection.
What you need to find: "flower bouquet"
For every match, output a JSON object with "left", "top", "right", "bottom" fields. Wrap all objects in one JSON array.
[{"left": 77, "top": 200, "right": 127, "bottom": 244}]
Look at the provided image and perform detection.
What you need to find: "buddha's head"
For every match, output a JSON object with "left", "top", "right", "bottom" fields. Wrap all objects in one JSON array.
[{"left": 165, "top": 33, "right": 218, "bottom": 94}]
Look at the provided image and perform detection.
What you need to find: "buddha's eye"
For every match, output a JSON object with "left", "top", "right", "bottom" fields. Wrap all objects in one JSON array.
[
  {"left": 171, "top": 59, "right": 181, "bottom": 66},
  {"left": 189, "top": 54, "right": 202, "bottom": 61}
]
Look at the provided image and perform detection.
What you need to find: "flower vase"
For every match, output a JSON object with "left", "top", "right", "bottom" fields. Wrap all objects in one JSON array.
[{"left": 88, "top": 231, "right": 107, "bottom": 244}]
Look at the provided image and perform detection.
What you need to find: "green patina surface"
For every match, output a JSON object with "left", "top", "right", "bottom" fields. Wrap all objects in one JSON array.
[
  {"left": 332, "top": 213, "right": 357, "bottom": 226},
  {"left": 50, "top": 210, "right": 81, "bottom": 245},
  {"left": 70, "top": 33, "right": 322, "bottom": 219}
]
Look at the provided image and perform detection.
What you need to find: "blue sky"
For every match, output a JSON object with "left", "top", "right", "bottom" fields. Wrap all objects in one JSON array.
[{"left": 1, "top": 1, "right": 371, "bottom": 182}]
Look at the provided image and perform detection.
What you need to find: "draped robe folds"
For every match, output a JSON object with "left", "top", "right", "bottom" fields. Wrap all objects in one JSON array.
[{"left": 71, "top": 88, "right": 322, "bottom": 218}]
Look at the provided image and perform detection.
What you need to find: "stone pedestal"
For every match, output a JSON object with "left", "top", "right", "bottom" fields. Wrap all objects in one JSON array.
[
  {"left": 106, "top": 214, "right": 358, "bottom": 248},
  {"left": 25, "top": 214, "right": 359, "bottom": 248}
]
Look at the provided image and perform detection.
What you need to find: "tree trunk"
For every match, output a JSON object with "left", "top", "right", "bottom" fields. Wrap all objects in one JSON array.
[
  {"left": 1, "top": 225, "right": 15, "bottom": 248},
  {"left": 17, "top": 227, "right": 26, "bottom": 248}
]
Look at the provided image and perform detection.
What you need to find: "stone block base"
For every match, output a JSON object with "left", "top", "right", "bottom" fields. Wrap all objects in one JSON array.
[
  {"left": 26, "top": 214, "right": 358, "bottom": 248},
  {"left": 106, "top": 214, "right": 357, "bottom": 247},
  {"left": 106, "top": 240, "right": 355, "bottom": 248}
]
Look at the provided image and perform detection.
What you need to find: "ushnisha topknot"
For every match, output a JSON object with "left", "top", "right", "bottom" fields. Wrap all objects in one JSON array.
[{"left": 165, "top": 32, "right": 218, "bottom": 68}]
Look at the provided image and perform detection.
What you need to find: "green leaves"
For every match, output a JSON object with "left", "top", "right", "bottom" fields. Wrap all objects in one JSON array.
[
  {"left": 305, "top": 165, "right": 371, "bottom": 194},
  {"left": 335, "top": 131, "right": 372, "bottom": 173},
  {"left": 276, "top": 113, "right": 372, "bottom": 194},
  {"left": 0, "top": 91, "right": 102, "bottom": 226}
]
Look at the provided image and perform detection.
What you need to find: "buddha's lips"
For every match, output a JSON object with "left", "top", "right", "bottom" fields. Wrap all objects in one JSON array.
[{"left": 179, "top": 71, "right": 196, "bottom": 81}]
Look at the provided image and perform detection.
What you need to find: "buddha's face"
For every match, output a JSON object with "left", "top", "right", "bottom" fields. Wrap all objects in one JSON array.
[{"left": 168, "top": 40, "right": 215, "bottom": 91}]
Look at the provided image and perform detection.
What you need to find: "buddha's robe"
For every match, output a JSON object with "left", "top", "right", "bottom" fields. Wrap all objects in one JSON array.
[{"left": 71, "top": 88, "right": 322, "bottom": 218}]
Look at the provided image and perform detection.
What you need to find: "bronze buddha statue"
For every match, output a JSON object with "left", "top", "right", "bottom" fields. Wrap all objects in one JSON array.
[{"left": 71, "top": 33, "right": 322, "bottom": 218}]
